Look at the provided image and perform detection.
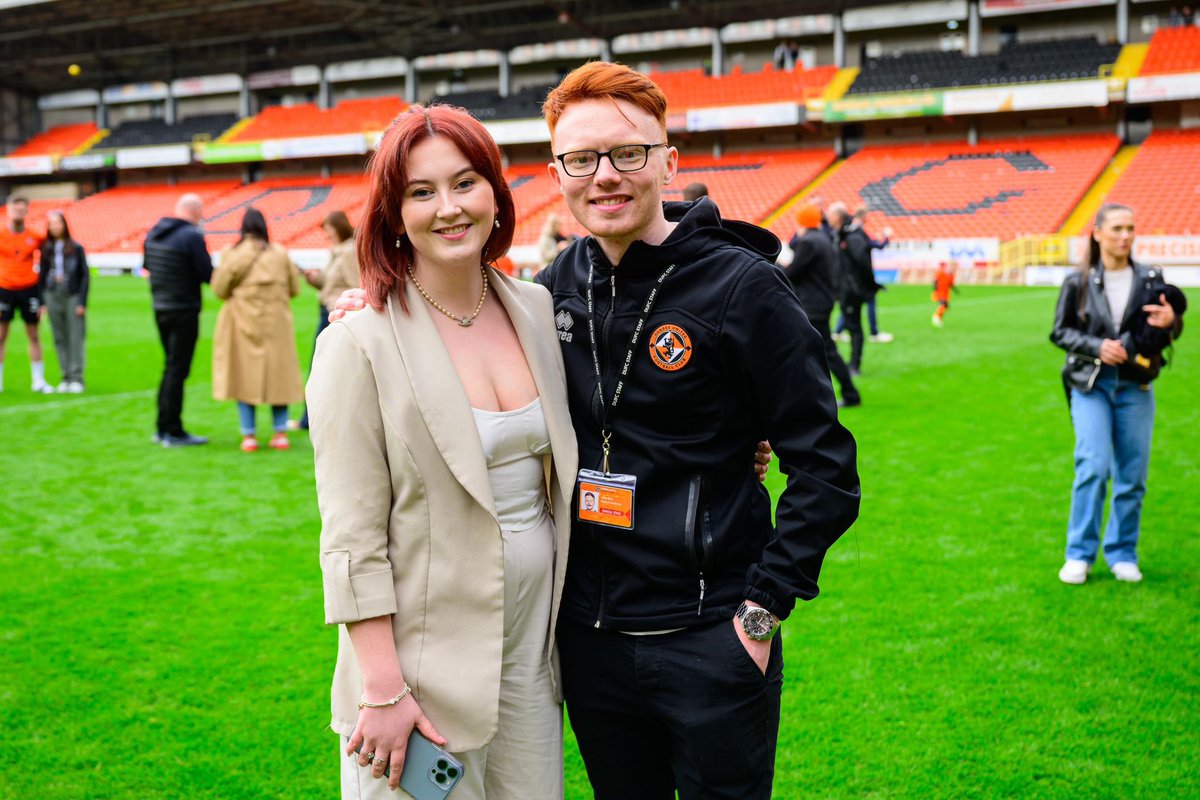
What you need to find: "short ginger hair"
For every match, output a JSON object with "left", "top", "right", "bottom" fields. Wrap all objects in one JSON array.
[{"left": 542, "top": 61, "right": 669, "bottom": 142}]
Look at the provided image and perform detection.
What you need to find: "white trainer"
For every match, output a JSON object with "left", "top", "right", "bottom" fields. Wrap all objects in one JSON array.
[
  {"left": 870, "top": 331, "right": 895, "bottom": 343},
  {"left": 1058, "top": 559, "right": 1091, "bottom": 585},
  {"left": 31, "top": 381, "right": 54, "bottom": 394},
  {"left": 1111, "top": 562, "right": 1143, "bottom": 583},
  {"left": 56, "top": 381, "right": 70, "bottom": 393},
  {"left": 67, "top": 381, "right": 84, "bottom": 394}
]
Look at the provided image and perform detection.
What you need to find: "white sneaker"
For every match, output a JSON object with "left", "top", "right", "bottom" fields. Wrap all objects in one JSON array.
[
  {"left": 56, "top": 381, "right": 70, "bottom": 393},
  {"left": 832, "top": 331, "right": 850, "bottom": 343},
  {"left": 932, "top": 313, "right": 944, "bottom": 328},
  {"left": 31, "top": 381, "right": 54, "bottom": 394},
  {"left": 1111, "top": 562, "right": 1143, "bottom": 583},
  {"left": 1058, "top": 559, "right": 1091, "bottom": 585},
  {"left": 67, "top": 381, "right": 84, "bottom": 394},
  {"left": 870, "top": 331, "right": 895, "bottom": 343}
]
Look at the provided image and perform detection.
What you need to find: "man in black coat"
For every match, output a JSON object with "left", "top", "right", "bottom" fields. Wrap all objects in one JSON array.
[
  {"left": 828, "top": 201, "right": 879, "bottom": 374},
  {"left": 782, "top": 205, "right": 860, "bottom": 406},
  {"left": 143, "top": 193, "right": 213, "bottom": 447}
]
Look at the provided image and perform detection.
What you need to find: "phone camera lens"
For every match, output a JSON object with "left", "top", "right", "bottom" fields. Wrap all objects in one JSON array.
[
  {"left": 447, "top": 767, "right": 459, "bottom": 778},
  {"left": 436, "top": 759, "right": 448, "bottom": 769},
  {"left": 434, "top": 773, "right": 447, "bottom": 783}
]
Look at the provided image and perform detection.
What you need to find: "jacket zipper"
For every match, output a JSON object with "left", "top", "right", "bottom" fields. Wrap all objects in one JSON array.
[{"left": 682, "top": 476, "right": 706, "bottom": 614}]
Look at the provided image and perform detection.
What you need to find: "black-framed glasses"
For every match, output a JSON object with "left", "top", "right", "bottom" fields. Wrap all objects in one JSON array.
[{"left": 554, "top": 143, "right": 667, "bottom": 177}]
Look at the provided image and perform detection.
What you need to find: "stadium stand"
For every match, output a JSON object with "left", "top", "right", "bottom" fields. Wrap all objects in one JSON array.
[
  {"left": 7, "top": 122, "right": 99, "bottom": 157},
  {"left": 812, "top": 134, "right": 1120, "bottom": 239},
  {"left": 1138, "top": 25, "right": 1200, "bottom": 75},
  {"left": 429, "top": 85, "right": 551, "bottom": 120},
  {"left": 226, "top": 96, "right": 406, "bottom": 142},
  {"left": 650, "top": 63, "right": 839, "bottom": 108},
  {"left": 62, "top": 181, "right": 240, "bottom": 252},
  {"left": 1104, "top": 128, "right": 1200, "bottom": 235},
  {"left": 849, "top": 37, "right": 1122, "bottom": 94},
  {"left": 197, "top": 175, "right": 371, "bottom": 251},
  {"left": 95, "top": 114, "right": 239, "bottom": 149}
]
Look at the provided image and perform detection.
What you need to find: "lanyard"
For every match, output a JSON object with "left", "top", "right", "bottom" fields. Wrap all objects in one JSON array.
[{"left": 586, "top": 259, "right": 676, "bottom": 474}]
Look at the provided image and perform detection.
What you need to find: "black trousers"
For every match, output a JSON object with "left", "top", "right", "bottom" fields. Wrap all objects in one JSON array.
[
  {"left": 154, "top": 309, "right": 199, "bottom": 436},
  {"left": 559, "top": 619, "right": 783, "bottom": 800},
  {"left": 811, "top": 314, "right": 859, "bottom": 404},
  {"left": 840, "top": 294, "right": 867, "bottom": 371}
]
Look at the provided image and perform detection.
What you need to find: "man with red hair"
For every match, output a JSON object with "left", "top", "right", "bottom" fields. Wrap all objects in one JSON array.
[{"left": 536, "top": 62, "right": 860, "bottom": 799}]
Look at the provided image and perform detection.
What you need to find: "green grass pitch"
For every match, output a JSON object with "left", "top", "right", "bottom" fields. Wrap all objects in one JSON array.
[{"left": 1, "top": 276, "right": 1196, "bottom": 798}]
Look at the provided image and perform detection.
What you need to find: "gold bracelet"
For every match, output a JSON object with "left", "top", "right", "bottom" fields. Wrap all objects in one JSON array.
[{"left": 358, "top": 683, "right": 411, "bottom": 709}]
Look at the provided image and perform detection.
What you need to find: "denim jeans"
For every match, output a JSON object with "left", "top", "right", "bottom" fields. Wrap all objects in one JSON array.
[
  {"left": 835, "top": 295, "right": 878, "bottom": 336},
  {"left": 1066, "top": 367, "right": 1155, "bottom": 565},
  {"left": 238, "top": 402, "right": 289, "bottom": 435}
]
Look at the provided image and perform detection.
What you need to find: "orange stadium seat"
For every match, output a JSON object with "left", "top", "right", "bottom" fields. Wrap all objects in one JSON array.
[
  {"left": 811, "top": 134, "right": 1120, "bottom": 240},
  {"left": 649, "top": 64, "right": 838, "bottom": 110},
  {"left": 229, "top": 96, "right": 407, "bottom": 142},
  {"left": 198, "top": 175, "right": 372, "bottom": 251},
  {"left": 62, "top": 181, "right": 240, "bottom": 252},
  {"left": 1105, "top": 128, "right": 1200, "bottom": 235},
  {"left": 7, "top": 122, "right": 99, "bottom": 158},
  {"left": 1139, "top": 26, "right": 1200, "bottom": 75}
]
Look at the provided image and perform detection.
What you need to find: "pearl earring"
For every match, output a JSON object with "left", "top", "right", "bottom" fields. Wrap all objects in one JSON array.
[
  {"left": 395, "top": 235, "right": 401, "bottom": 248},
  {"left": 494, "top": 218, "right": 501, "bottom": 229}
]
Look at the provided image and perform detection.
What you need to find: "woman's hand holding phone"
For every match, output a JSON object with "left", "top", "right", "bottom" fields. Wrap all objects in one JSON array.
[{"left": 347, "top": 692, "right": 447, "bottom": 791}]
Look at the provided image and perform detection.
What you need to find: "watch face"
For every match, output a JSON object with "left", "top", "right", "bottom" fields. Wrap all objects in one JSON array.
[{"left": 742, "top": 607, "right": 774, "bottom": 637}]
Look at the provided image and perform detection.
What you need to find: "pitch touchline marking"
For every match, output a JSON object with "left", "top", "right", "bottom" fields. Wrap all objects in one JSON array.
[{"left": 0, "top": 383, "right": 212, "bottom": 416}]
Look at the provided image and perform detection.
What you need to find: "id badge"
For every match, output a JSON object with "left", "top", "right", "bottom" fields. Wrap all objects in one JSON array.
[{"left": 576, "top": 469, "right": 636, "bottom": 530}]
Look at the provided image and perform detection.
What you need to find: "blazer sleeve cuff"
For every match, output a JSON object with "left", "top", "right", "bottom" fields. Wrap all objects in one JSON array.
[{"left": 322, "top": 549, "right": 397, "bottom": 624}]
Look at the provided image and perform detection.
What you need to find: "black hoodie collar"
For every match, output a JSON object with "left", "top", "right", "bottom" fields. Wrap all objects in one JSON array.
[{"left": 588, "top": 196, "right": 781, "bottom": 276}]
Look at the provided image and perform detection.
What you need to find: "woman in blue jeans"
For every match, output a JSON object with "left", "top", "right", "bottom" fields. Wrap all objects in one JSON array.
[{"left": 1050, "top": 204, "right": 1183, "bottom": 584}]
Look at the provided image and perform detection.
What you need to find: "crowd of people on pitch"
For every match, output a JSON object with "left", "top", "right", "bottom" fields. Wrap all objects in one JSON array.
[{"left": 2, "top": 60, "right": 1186, "bottom": 800}]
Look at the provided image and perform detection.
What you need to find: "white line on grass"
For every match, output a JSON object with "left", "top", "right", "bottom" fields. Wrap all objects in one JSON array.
[{"left": 0, "top": 383, "right": 211, "bottom": 416}]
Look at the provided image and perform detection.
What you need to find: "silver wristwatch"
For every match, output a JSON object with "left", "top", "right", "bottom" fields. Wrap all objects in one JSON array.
[{"left": 735, "top": 602, "right": 780, "bottom": 641}]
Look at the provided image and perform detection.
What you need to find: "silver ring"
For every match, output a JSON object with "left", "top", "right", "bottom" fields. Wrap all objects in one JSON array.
[
  {"left": 373, "top": 756, "right": 387, "bottom": 765},
  {"left": 363, "top": 751, "right": 375, "bottom": 761}
]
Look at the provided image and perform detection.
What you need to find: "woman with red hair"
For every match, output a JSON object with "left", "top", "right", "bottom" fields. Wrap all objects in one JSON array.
[{"left": 307, "top": 105, "right": 577, "bottom": 799}]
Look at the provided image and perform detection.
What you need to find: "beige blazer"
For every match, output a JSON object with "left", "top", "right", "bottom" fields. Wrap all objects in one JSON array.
[
  {"left": 310, "top": 237, "right": 361, "bottom": 310},
  {"left": 307, "top": 268, "right": 577, "bottom": 751}
]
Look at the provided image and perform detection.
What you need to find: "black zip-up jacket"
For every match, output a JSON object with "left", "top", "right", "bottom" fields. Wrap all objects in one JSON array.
[
  {"left": 536, "top": 198, "right": 860, "bottom": 631},
  {"left": 143, "top": 217, "right": 212, "bottom": 312},
  {"left": 836, "top": 223, "right": 878, "bottom": 301},
  {"left": 784, "top": 229, "right": 840, "bottom": 320},
  {"left": 37, "top": 238, "right": 90, "bottom": 305},
  {"left": 1051, "top": 261, "right": 1184, "bottom": 390}
]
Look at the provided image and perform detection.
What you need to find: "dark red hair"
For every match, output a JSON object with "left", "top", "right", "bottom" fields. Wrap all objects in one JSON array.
[{"left": 358, "top": 104, "right": 515, "bottom": 311}]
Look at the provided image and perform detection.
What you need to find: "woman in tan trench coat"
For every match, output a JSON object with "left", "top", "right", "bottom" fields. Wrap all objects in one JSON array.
[{"left": 212, "top": 207, "right": 305, "bottom": 452}]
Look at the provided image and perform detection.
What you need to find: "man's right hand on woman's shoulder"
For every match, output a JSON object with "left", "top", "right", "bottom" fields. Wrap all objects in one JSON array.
[{"left": 329, "top": 287, "right": 368, "bottom": 323}]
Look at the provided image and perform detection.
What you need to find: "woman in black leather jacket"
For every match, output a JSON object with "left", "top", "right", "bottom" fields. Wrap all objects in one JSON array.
[{"left": 1049, "top": 203, "right": 1183, "bottom": 585}]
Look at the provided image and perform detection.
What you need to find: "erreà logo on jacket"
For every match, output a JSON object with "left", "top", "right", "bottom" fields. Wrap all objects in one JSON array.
[{"left": 555, "top": 309, "right": 574, "bottom": 342}]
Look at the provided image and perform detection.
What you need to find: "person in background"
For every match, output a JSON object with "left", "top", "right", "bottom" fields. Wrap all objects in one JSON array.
[
  {"left": 37, "top": 210, "right": 89, "bottom": 393},
  {"left": 1050, "top": 203, "right": 1183, "bottom": 585},
  {"left": 297, "top": 210, "right": 359, "bottom": 430},
  {"left": 211, "top": 207, "right": 304, "bottom": 452},
  {"left": 782, "top": 204, "right": 860, "bottom": 407},
  {"left": 0, "top": 196, "right": 51, "bottom": 394},
  {"left": 835, "top": 207, "right": 893, "bottom": 344},
  {"left": 828, "top": 201, "right": 878, "bottom": 376},
  {"left": 537, "top": 213, "right": 570, "bottom": 271},
  {"left": 143, "top": 192, "right": 212, "bottom": 446},
  {"left": 931, "top": 261, "right": 959, "bottom": 327},
  {"left": 309, "top": 104, "right": 577, "bottom": 799},
  {"left": 682, "top": 182, "right": 708, "bottom": 202}
]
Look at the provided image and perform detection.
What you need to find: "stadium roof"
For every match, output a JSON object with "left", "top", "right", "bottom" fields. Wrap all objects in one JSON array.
[{"left": 0, "top": 0, "right": 877, "bottom": 96}]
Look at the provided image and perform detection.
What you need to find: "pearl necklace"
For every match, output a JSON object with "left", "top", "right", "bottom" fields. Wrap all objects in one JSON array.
[{"left": 407, "top": 266, "right": 489, "bottom": 327}]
